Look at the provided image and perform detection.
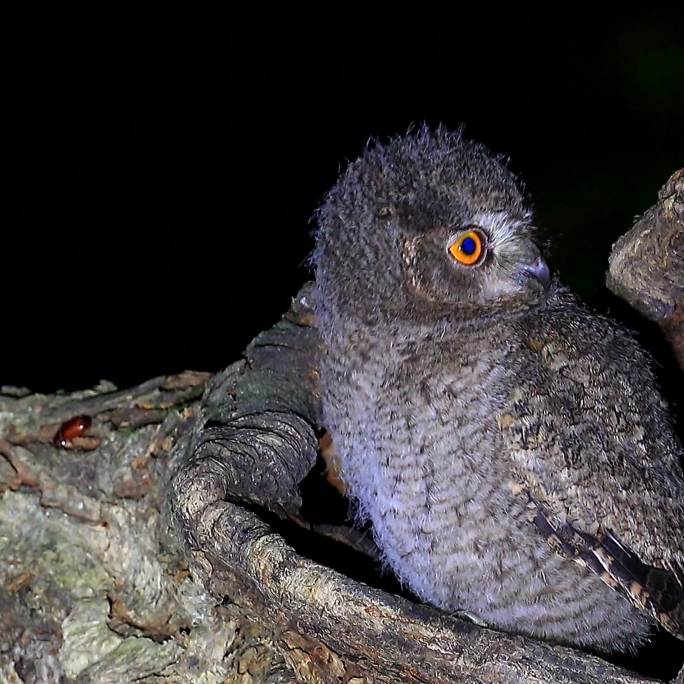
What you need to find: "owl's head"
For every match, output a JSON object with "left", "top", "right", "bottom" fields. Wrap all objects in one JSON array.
[{"left": 313, "top": 126, "right": 553, "bottom": 328}]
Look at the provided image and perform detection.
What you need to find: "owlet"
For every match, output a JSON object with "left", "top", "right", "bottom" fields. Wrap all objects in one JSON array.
[{"left": 312, "top": 126, "right": 684, "bottom": 653}]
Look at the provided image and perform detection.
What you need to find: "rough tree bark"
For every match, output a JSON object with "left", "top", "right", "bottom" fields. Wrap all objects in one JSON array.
[
  {"left": 1, "top": 171, "right": 682, "bottom": 683},
  {"left": 607, "top": 169, "right": 684, "bottom": 366}
]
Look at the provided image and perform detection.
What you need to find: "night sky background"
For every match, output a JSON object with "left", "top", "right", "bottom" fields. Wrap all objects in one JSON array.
[{"left": 6, "top": 17, "right": 684, "bottom": 678}]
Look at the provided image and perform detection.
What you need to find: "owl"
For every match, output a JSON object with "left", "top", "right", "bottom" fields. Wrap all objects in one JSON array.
[{"left": 312, "top": 126, "right": 684, "bottom": 653}]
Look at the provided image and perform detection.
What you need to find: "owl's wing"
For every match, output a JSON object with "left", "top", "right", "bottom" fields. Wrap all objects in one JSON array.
[
  {"left": 499, "top": 302, "right": 684, "bottom": 639},
  {"left": 526, "top": 493, "right": 684, "bottom": 638}
]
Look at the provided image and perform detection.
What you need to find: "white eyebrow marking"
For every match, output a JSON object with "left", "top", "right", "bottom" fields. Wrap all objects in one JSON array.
[{"left": 471, "top": 210, "right": 531, "bottom": 247}]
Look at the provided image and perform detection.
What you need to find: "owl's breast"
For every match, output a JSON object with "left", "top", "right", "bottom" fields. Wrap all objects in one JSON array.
[{"left": 320, "top": 326, "right": 526, "bottom": 601}]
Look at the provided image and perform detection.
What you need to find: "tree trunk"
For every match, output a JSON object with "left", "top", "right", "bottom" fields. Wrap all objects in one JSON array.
[{"left": 1, "top": 171, "right": 682, "bottom": 683}]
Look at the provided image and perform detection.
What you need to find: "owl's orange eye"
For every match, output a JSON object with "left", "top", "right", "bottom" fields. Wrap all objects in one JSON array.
[{"left": 449, "top": 230, "right": 485, "bottom": 265}]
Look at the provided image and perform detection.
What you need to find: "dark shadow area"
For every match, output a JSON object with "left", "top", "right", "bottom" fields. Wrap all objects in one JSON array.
[
  {"left": 278, "top": 454, "right": 408, "bottom": 600},
  {"left": 608, "top": 631, "right": 684, "bottom": 682}
]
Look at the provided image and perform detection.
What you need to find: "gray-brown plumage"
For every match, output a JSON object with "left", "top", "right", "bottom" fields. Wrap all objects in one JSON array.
[{"left": 312, "top": 126, "right": 684, "bottom": 653}]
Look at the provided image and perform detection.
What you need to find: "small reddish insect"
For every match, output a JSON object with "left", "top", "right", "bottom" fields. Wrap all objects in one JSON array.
[{"left": 53, "top": 415, "right": 92, "bottom": 448}]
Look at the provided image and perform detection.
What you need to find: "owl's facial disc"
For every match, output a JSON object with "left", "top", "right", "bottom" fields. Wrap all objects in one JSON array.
[
  {"left": 402, "top": 215, "right": 551, "bottom": 315},
  {"left": 447, "top": 226, "right": 551, "bottom": 290}
]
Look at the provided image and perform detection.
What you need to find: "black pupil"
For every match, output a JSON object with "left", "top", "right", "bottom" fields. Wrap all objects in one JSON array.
[{"left": 461, "top": 236, "right": 477, "bottom": 256}]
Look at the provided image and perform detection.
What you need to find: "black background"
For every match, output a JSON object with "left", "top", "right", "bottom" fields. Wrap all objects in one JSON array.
[
  {"left": 7, "top": 17, "right": 683, "bottom": 392},
  {"left": 5, "top": 16, "right": 684, "bottom": 679}
]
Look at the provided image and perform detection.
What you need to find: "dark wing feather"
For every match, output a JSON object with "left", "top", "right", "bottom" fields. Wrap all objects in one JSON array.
[{"left": 528, "top": 496, "right": 684, "bottom": 639}]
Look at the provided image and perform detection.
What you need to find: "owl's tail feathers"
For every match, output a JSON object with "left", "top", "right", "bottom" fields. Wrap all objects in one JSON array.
[{"left": 531, "top": 503, "right": 684, "bottom": 640}]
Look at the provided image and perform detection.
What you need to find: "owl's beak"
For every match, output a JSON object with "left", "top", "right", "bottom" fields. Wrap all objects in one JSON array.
[{"left": 522, "top": 257, "right": 551, "bottom": 290}]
